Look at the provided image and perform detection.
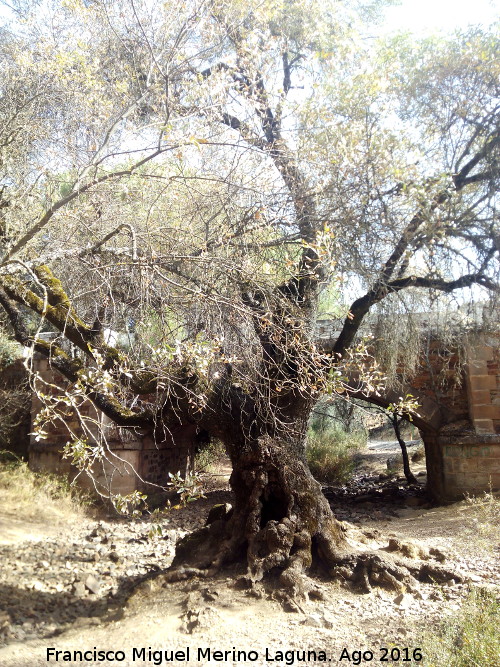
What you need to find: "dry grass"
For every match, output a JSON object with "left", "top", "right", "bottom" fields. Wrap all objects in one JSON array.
[
  {"left": 194, "top": 439, "right": 227, "bottom": 473},
  {"left": 0, "top": 450, "right": 93, "bottom": 525},
  {"left": 419, "top": 490, "right": 500, "bottom": 665},
  {"left": 421, "top": 587, "right": 500, "bottom": 667},
  {"left": 460, "top": 488, "right": 500, "bottom": 554}
]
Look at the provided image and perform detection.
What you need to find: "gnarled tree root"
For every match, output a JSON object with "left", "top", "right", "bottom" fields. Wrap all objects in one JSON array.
[
  {"left": 166, "top": 437, "right": 461, "bottom": 605},
  {"left": 168, "top": 515, "right": 461, "bottom": 608}
]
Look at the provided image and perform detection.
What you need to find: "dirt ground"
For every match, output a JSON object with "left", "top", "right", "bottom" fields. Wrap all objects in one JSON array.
[{"left": 0, "top": 446, "right": 498, "bottom": 667}]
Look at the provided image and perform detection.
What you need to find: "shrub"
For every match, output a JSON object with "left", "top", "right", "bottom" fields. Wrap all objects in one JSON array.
[
  {"left": 462, "top": 489, "right": 500, "bottom": 553},
  {"left": 195, "top": 438, "right": 226, "bottom": 472},
  {"left": 307, "top": 426, "right": 365, "bottom": 485},
  {"left": 421, "top": 587, "right": 499, "bottom": 667}
]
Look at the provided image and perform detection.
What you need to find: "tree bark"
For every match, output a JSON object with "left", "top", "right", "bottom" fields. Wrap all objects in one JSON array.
[
  {"left": 174, "top": 431, "right": 350, "bottom": 592},
  {"left": 171, "top": 422, "right": 454, "bottom": 598},
  {"left": 392, "top": 416, "right": 418, "bottom": 485}
]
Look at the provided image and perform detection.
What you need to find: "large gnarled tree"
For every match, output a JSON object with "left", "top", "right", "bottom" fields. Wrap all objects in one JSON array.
[{"left": 0, "top": 0, "right": 498, "bottom": 596}]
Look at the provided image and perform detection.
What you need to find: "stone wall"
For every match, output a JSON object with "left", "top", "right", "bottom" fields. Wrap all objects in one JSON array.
[
  {"left": 26, "top": 325, "right": 500, "bottom": 502},
  {"left": 407, "top": 335, "right": 500, "bottom": 500},
  {"left": 28, "top": 353, "right": 195, "bottom": 498},
  {"left": 466, "top": 337, "right": 500, "bottom": 435},
  {"left": 439, "top": 434, "right": 500, "bottom": 498},
  {"left": 434, "top": 334, "right": 500, "bottom": 500},
  {"left": 411, "top": 340, "right": 470, "bottom": 429},
  {"left": 317, "top": 320, "right": 500, "bottom": 500}
]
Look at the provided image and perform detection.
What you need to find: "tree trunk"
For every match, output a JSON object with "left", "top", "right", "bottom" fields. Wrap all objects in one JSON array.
[
  {"left": 224, "top": 435, "right": 348, "bottom": 587},
  {"left": 174, "top": 432, "right": 350, "bottom": 593},
  {"left": 171, "top": 427, "right": 449, "bottom": 598},
  {"left": 392, "top": 417, "right": 418, "bottom": 485}
]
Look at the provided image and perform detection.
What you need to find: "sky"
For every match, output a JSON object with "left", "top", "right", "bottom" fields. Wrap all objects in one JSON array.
[
  {"left": 0, "top": 0, "right": 498, "bottom": 33},
  {"left": 381, "top": 0, "right": 499, "bottom": 35}
]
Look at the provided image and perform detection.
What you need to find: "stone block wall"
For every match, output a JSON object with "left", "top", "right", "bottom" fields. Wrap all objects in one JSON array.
[
  {"left": 432, "top": 434, "right": 500, "bottom": 500},
  {"left": 427, "top": 334, "right": 500, "bottom": 500},
  {"left": 29, "top": 442, "right": 144, "bottom": 496},
  {"left": 465, "top": 338, "right": 500, "bottom": 434},
  {"left": 28, "top": 353, "right": 194, "bottom": 498},
  {"left": 410, "top": 340, "right": 470, "bottom": 429}
]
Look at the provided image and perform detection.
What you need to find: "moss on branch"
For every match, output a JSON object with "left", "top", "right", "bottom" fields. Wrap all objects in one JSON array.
[
  {"left": 0, "top": 274, "right": 91, "bottom": 349},
  {"left": 33, "top": 265, "right": 73, "bottom": 309},
  {"left": 0, "top": 270, "right": 208, "bottom": 425}
]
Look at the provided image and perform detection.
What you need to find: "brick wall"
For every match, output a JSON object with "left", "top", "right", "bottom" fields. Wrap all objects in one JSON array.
[
  {"left": 439, "top": 435, "right": 500, "bottom": 497},
  {"left": 433, "top": 334, "right": 500, "bottom": 499}
]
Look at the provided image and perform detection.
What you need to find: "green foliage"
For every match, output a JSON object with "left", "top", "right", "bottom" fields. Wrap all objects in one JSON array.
[
  {"left": 112, "top": 490, "right": 148, "bottom": 516},
  {"left": 307, "top": 425, "right": 365, "bottom": 485},
  {"left": 0, "top": 449, "right": 22, "bottom": 469},
  {"left": 0, "top": 0, "right": 498, "bottom": 520},
  {"left": 195, "top": 439, "right": 226, "bottom": 472},
  {"left": 0, "top": 330, "right": 23, "bottom": 369},
  {"left": 421, "top": 587, "right": 500, "bottom": 667},
  {"left": 135, "top": 307, "right": 186, "bottom": 354},
  {"left": 386, "top": 394, "right": 421, "bottom": 421},
  {"left": 307, "top": 398, "right": 367, "bottom": 484},
  {"left": 167, "top": 470, "right": 205, "bottom": 506},
  {"left": 62, "top": 437, "right": 104, "bottom": 471}
]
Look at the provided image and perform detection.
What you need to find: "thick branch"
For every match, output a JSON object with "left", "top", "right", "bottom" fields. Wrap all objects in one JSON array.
[
  {"left": 0, "top": 286, "right": 155, "bottom": 427},
  {"left": 375, "top": 130, "right": 499, "bottom": 291},
  {"left": 200, "top": 62, "right": 252, "bottom": 91},
  {"left": 453, "top": 132, "right": 500, "bottom": 190},
  {"left": 282, "top": 52, "right": 291, "bottom": 94},
  {"left": 219, "top": 113, "right": 267, "bottom": 149},
  {"left": 80, "top": 223, "right": 137, "bottom": 260},
  {"left": 0, "top": 273, "right": 93, "bottom": 350},
  {"left": 335, "top": 132, "right": 500, "bottom": 356},
  {"left": 333, "top": 272, "right": 499, "bottom": 356},
  {"left": 0, "top": 269, "right": 154, "bottom": 393},
  {"left": 377, "top": 188, "right": 453, "bottom": 287},
  {"left": 196, "top": 47, "right": 322, "bottom": 311}
]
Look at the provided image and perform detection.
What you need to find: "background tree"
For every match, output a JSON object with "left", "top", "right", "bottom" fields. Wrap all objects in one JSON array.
[{"left": 0, "top": 0, "right": 498, "bottom": 596}]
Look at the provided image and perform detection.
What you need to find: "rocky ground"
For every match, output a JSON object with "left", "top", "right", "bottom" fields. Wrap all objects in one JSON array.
[
  {"left": 0, "top": 444, "right": 499, "bottom": 667},
  {"left": 0, "top": 494, "right": 216, "bottom": 645}
]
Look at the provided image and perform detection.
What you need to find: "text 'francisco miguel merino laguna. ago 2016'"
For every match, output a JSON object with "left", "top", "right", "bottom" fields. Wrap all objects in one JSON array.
[{"left": 46, "top": 646, "right": 424, "bottom": 664}]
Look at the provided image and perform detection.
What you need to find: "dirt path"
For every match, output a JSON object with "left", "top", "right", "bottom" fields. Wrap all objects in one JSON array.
[
  {"left": 0, "top": 509, "right": 61, "bottom": 546},
  {"left": 0, "top": 459, "right": 498, "bottom": 667}
]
